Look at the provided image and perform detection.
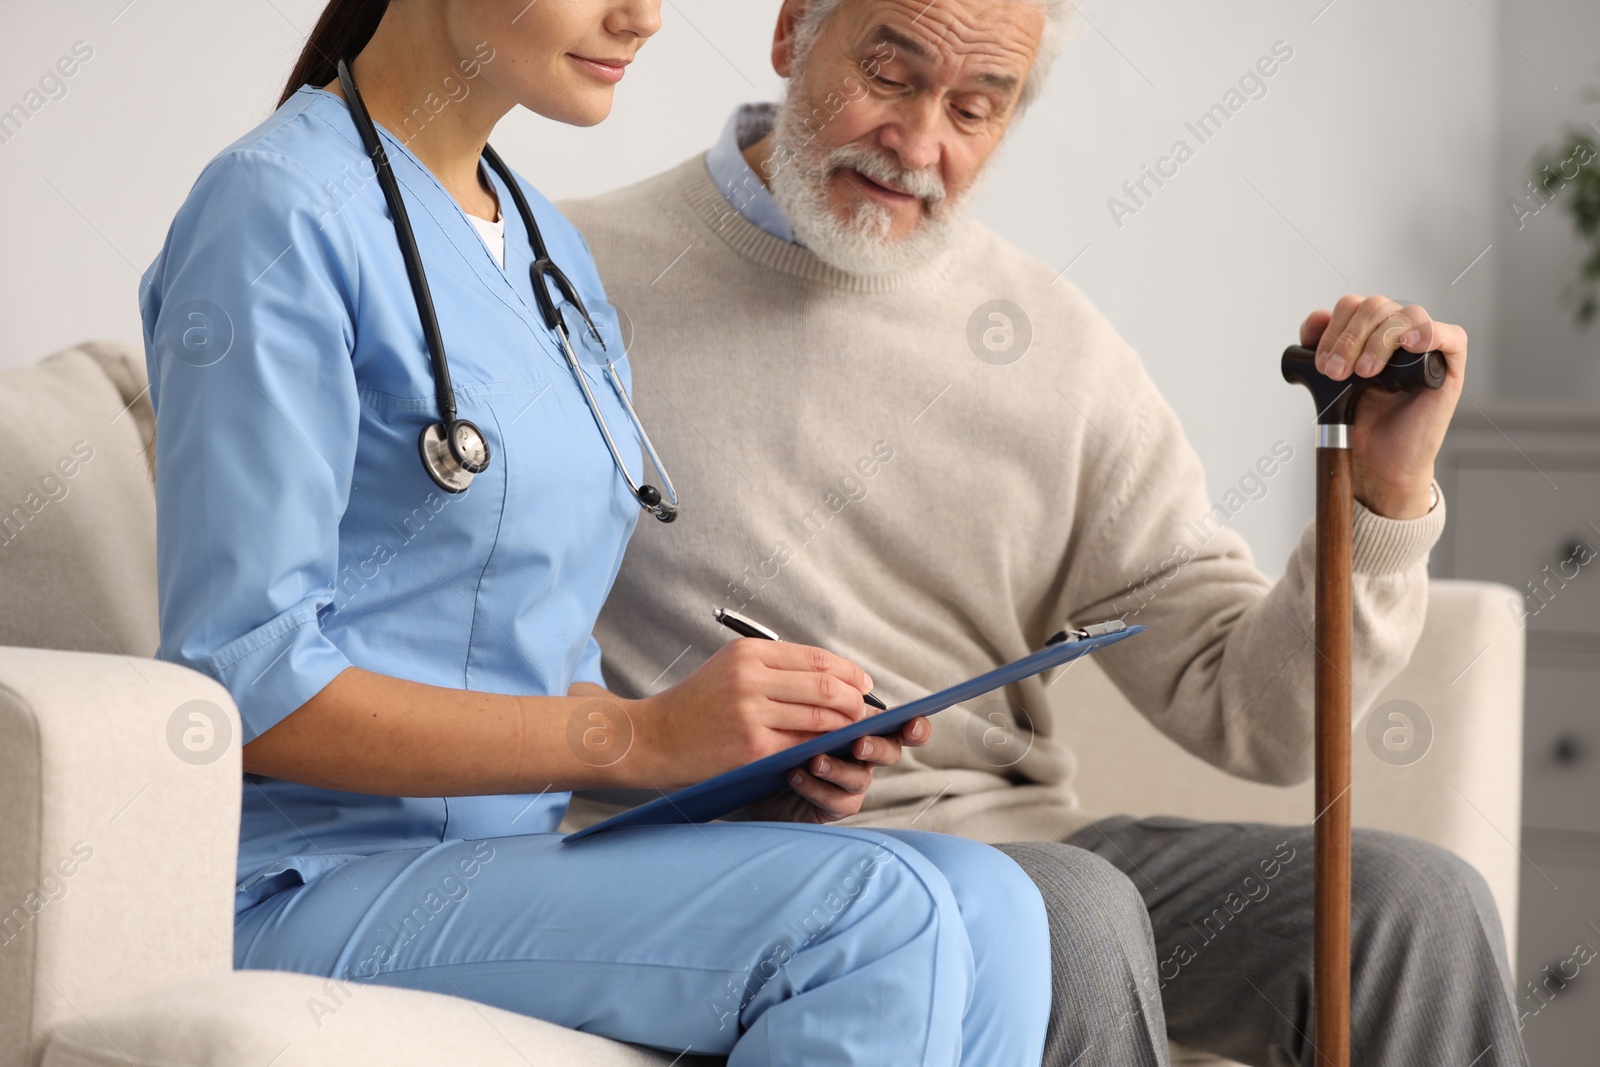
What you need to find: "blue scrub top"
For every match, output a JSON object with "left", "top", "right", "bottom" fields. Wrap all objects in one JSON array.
[{"left": 138, "top": 85, "right": 643, "bottom": 914}]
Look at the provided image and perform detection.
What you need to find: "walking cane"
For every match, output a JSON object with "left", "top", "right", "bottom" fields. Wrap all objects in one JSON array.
[{"left": 1281, "top": 343, "right": 1446, "bottom": 1066}]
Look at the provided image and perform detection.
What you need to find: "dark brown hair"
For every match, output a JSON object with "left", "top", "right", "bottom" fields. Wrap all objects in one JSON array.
[{"left": 277, "top": 0, "right": 390, "bottom": 108}]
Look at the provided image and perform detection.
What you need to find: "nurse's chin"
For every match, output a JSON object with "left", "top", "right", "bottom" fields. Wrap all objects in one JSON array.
[{"left": 527, "top": 89, "right": 617, "bottom": 129}]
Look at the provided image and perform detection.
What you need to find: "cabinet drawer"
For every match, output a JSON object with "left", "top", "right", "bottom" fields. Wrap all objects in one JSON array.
[
  {"left": 1522, "top": 665, "right": 1600, "bottom": 834},
  {"left": 1451, "top": 466, "right": 1600, "bottom": 638},
  {"left": 1516, "top": 848, "right": 1600, "bottom": 1064}
]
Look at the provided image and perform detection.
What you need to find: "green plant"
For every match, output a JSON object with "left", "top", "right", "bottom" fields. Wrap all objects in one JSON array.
[{"left": 1529, "top": 126, "right": 1600, "bottom": 327}]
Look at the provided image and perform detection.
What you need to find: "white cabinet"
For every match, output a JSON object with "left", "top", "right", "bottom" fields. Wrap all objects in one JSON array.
[
  {"left": 1451, "top": 467, "right": 1600, "bottom": 638},
  {"left": 1513, "top": 844, "right": 1600, "bottom": 1066},
  {"left": 1435, "top": 403, "right": 1600, "bottom": 1066},
  {"left": 1522, "top": 662, "right": 1600, "bottom": 835}
]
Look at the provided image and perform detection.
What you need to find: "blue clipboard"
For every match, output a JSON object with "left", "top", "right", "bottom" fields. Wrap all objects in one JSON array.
[{"left": 563, "top": 623, "right": 1144, "bottom": 841}]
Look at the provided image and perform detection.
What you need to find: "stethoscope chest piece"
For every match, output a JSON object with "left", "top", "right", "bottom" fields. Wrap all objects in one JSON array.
[{"left": 418, "top": 418, "right": 489, "bottom": 493}]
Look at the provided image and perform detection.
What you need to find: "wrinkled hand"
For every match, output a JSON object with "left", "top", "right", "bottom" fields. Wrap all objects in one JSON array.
[
  {"left": 1303, "top": 295, "right": 1467, "bottom": 518},
  {"left": 743, "top": 715, "right": 933, "bottom": 824}
]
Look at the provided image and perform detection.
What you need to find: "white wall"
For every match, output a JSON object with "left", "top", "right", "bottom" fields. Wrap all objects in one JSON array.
[
  {"left": 1, "top": 0, "right": 1510, "bottom": 570},
  {"left": 1491, "top": 0, "right": 1600, "bottom": 400}
]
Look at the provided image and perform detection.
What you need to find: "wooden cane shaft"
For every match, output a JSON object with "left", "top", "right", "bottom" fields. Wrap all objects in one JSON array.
[{"left": 1313, "top": 446, "right": 1353, "bottom": 1067}]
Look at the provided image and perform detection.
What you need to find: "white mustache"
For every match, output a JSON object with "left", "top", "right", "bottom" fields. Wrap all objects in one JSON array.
[{"left": 826, "top": 144, "right": 946, "bottom": 207}]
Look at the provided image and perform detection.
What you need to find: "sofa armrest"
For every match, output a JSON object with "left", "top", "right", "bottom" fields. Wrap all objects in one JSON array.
[
  {"left": 0, "top": 646, "right": 241, "bottom": 1067},
  {"left": 1342, "top": 579, "right": 1525, "bottom": 955},
  {"left": 1059, "top": 578, "right": 1525, "bottom": 957},
  {"left": 41, "top": 970, "right": 724, "bottom": 1067}
]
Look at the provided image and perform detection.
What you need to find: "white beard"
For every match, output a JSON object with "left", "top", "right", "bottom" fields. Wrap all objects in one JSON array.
[{"left": 766, "top": 86, "right": 970, "bottom": 278}]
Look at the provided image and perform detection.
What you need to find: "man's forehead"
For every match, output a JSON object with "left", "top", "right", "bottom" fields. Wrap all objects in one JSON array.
[{"left": 835, "top": 0, "right": 1044, "bottom": 83}]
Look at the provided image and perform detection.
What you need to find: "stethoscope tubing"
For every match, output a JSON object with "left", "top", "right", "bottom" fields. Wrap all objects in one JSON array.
[
  {"left": 553, "top": 324, "right": 677, "bottom": 512},
  {"left": 333, "top": 56, "right": 677, "bottom": 517},
  {"left": 336, "top": 57, "right": 461, "bottom": 429},
  {"left": 603, "top": 352, "right": 678, "bottom": 509}
]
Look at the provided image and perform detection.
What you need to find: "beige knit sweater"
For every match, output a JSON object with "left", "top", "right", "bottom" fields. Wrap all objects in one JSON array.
[{"left": 558, "top": 155, "right": 1447, "bottom": 844}]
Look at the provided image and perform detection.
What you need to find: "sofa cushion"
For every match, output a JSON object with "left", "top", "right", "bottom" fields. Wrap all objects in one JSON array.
[
  {"left": 42, "top": 969, "right": 726, "bottom": 1067},
  {"left": 0, "top": 340, "right": 158, "bottom": 656}
]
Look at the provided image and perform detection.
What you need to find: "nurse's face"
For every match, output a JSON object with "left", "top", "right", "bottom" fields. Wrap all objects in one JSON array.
[{"left": 457, "top": 0, "right": 663, "bottom": 126}]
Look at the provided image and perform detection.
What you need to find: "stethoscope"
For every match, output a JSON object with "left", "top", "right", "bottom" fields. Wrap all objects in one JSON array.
[{"left": 335, "top": 57, "right": 678, "bottom": 521}]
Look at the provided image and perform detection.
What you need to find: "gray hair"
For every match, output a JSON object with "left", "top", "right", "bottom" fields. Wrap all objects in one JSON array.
[{"left": 789, "top": 0, "right": 1078, "bottom": 114}]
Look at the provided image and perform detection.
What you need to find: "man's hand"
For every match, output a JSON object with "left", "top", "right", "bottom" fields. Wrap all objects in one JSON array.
[
  {"left": 742, "top": 715, "right": 933, "bottom": 824},
  {"left": 1302, "top": 295, "right": 1467, "bottom": 519}
]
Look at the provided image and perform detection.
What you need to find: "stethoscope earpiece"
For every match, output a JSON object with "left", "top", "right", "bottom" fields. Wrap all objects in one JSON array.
[{"left": 637, "top": 484, "right": 676, "bottom": 522}]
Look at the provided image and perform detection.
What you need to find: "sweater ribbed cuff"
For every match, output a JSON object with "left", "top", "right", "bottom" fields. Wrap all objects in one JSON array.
[{"left": 1351, "top": 479, "right": 1446, "bottom": 574}]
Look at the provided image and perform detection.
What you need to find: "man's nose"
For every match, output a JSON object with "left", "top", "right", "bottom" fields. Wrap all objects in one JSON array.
[{"left": 875, "top": 100, "right": 943, "bottom": 174}]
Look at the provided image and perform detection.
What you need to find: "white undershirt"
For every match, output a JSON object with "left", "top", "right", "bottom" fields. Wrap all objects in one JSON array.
[{"left": 467, "top": 209, "right": 505, "bottom": 269}]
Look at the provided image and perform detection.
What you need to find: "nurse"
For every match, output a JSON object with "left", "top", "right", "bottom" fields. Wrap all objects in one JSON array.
[{"left": 137, "top": 1, "right": 1051, "bottom": 1063}]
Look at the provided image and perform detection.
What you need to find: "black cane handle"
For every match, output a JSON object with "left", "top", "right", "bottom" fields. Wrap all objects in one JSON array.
[{"left": 1280, "top": 345, "right": 1446, "bottom": 425}]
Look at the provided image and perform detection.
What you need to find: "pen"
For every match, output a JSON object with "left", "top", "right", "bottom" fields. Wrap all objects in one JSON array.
[{"left": 713, "top": 607, "right": 888, "bottom": 710}]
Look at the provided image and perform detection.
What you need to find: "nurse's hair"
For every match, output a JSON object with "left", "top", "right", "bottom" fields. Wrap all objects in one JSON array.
[{"left": 279, "top": 0, "right": 389, "bottom": 108}]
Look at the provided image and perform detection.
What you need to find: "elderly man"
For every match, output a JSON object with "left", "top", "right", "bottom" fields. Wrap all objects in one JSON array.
[{"left": 560, "top": 1, "right": 1529, "bottom": 1064}]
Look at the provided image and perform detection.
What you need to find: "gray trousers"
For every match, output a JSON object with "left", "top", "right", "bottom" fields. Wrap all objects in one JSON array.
[{"left": 994, "top": 816, "right": 1530, "bottom": 1067}]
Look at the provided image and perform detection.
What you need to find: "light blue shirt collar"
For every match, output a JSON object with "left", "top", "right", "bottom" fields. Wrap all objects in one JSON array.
[{"left": 703, "top": 103, "right": 797, "bottom": 245}]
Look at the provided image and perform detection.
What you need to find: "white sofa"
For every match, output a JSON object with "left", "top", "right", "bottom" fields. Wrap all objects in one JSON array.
[{"left": 0, "top": 342, "right": 1524, "bottom": 1067}]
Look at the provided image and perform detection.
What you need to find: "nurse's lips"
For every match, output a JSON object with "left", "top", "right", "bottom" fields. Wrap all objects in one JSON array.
[{"left": 570, "top": 54, "right": 630, "bottom": 83}]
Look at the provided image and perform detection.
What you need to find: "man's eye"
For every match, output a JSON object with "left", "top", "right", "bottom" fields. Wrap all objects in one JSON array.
[{"left": 872, "top": 74, "right": 904, "bottom": 88}]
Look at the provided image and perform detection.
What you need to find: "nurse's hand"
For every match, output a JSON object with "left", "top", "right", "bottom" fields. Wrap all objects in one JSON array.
[{"left": 633, "top": 639, "right": 928, "bottom": 816}]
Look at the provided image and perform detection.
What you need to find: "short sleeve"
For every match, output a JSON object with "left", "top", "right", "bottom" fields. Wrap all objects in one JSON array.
[
  {"left": 140, "top": 148, "right": 361, "bottom": 745},
  {"left": 573, "top": 633, "right": 605, "bottom": 689}
]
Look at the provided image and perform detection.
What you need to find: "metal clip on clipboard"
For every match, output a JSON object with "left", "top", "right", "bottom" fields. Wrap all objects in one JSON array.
[{"left": 1044, "top": 619, "right": 1129, "bottom": 646}]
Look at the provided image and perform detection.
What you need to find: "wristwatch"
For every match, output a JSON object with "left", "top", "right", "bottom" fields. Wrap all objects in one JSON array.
[{"left": 1428, "top": 481, "right": 1439, "bottom": 513}]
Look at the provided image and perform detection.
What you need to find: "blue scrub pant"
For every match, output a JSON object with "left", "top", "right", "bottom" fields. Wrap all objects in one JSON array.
[{"left": 234, "top": 822, "right": 1051, "bottom": 1065}]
